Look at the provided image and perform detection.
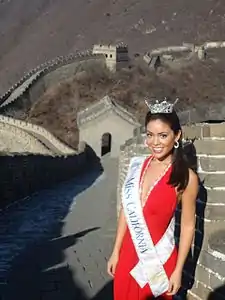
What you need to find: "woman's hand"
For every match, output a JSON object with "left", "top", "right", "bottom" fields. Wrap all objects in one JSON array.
[
  {"left": 166, "top": 269, "right": 182, "bottom": 296},
  {"left": 107, "top": 251, "right": 119, "bottom": 277}
]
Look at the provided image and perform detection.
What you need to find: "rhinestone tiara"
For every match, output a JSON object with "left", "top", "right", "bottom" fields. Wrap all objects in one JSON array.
[{"left": 145, "top": 97, "right": 179, "bottom": 114}]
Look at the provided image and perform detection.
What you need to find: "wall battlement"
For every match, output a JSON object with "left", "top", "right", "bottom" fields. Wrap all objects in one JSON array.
[
  {"left": 0, "top": 114, "right": 76, "bottom": 155},
  {"left": 93, "top": 42, "right": 129, "bottom": 71},
  {"left": 144, "top": 40, "right": 225, "bottom": 69},
  {"left": 0, "top": 143, "right": 102, "bottom": 209},
  {"left": 117, "top": 122, "right": 225, "bottom": 300},
  {"left": 0, "top": 50, "right": 104, "bottom": 110}
]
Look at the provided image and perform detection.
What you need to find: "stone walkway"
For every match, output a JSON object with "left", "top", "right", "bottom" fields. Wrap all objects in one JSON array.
[{"left": 0, "top": 156, "right": 117, "bottom": 300}]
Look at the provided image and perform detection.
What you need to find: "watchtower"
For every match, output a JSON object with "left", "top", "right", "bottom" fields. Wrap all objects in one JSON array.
[{"left": 92, "top": 42, "right": 129, "bottom": 72}]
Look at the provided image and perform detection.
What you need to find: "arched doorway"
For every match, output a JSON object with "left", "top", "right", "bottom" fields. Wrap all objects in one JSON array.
[{"left": 101, "top": 133, "right": 112, "bottom": 156}]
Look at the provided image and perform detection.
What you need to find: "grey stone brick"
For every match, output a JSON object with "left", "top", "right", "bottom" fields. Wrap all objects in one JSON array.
[
  {"left": 195, "top": 281, "right": 212, "bottom": 299},
  {"left": 199, "top": 250, "right": 225, "bottom": 277},
  {"left": 209, "top": 273, "right": 225, "bottom": 290},
  {"left": 198, "top": 173, "right": 225, "bottom": 188},
  {"left": 195, "top": 140, "right": 225, "bottom": 155},
  {"left": 208, "top": 230, "right": 225, "bottom": 258},
  {"left": 203, "top": 123, "right": 225, "bottom": 138},
  {"left": 204, "top": 205, "right": 225, "bottom": 221},
  {"left": 182, "top": 125, "right": 203, "bottom": 139},
  {"left": 186, "top": 291, "right": 200, "bottom": 300},
  {"left": 207, "top": 189, "right": 225, "bottom": 204},
  {"left": 195, "top": 264, "right": 210, "bottom": 287},
  {"left": 200, "top": 157, "right": 225, "bottom": 172}
]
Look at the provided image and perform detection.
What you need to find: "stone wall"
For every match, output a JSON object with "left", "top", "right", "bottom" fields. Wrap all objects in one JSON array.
[
  {"left": 0, "top": 114, "right": 76, "bottom": 155},
  {"left": 0, "top": 51, "right": 105, "bottom": 114},
  {"left": 0, "top": 143, "right": 102, "bottom": 209},
  {"left": 0, "top": 121, "right": 52, "bottom": 155},
  {"left": 117, "top": 122, "right": 225, "bottom": 300},
  {"left": 144, "top": 40, "right": 225, "bottom": 65}
]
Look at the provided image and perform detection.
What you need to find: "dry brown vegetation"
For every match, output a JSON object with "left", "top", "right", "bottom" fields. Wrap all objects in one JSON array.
[
  {"left": 27, "top": 58, "right": 225, "bottom": 149},
  {"left": 1, "top": 0, "right": 225, "bottom": 94}
]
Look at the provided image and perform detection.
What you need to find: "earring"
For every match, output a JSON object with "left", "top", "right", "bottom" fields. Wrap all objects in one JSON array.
[{"left": 174, "top": 141, "right": 179, "bottom": 149}]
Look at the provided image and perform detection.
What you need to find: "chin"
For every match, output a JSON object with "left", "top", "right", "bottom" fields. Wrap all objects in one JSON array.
[
  {"left": 153, "top": 153, "right": 165, "bottom": 160},
  {"left": 151, "top": 149, "right": 171, "bottom": 160}
]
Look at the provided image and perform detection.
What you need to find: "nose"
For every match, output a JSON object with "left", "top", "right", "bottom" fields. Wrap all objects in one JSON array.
[{"left": 152, "top": 136, "right": 160, "bottom": 146}]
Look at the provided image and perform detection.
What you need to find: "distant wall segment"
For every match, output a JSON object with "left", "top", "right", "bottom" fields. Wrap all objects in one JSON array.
[
  {"left": 0, "top": 114, "right": 76, "bottom": 155},
  {"left": 0, "top": 143, "right": 102, "bottom": 209},
  {"left": 0, "top": 51, "right": 105, "bottom": 111}
]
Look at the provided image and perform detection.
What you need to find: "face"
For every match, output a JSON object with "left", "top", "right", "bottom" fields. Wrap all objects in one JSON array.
[{"left": 145, "top": 119, "right": 181, "bottom": 160}]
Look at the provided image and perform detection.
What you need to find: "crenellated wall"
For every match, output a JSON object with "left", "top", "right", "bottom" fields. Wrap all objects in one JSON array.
[
  {"left": 0, "top": 121, "right": 53, "bottom": 155},
  {"left": 117, "top": 122, "right": 225, "bottom": 300},
  {"left": 0, "top": 50, "right": 105, "bottom": 112},
  {"left": 0, "top": 143, "right": 102, "bottom": 209},
  {"left": 0, "top": 114, "right": 76, "bottom": 155}
]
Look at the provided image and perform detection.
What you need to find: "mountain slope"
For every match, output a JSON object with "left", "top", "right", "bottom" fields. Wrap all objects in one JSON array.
[{"left": 0, "top": 0, "right": 225, "bottom": 94}]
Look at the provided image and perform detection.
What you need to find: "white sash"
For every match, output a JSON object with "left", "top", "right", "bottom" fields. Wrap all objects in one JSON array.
[{"left": 122, "top": 156, "right": 175, "bottom": 297}]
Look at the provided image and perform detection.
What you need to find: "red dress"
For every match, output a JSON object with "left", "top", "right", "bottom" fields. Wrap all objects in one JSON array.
[{"left": 114, "top": 156, "right": 178, "bottom": 300}]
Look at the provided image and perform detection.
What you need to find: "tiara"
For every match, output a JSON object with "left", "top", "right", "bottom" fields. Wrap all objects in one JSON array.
[{"left": 145, "top": 97, "right": 179, "bottom": 114}]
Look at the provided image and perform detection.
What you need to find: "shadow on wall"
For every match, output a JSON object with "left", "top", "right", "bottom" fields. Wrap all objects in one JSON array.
[
  {"left": 174, "top": 141, "right": 207, "bottom": 299},
  {"left": 0, "top": 158, "right": 115, "bottom": 300},
  {"left": 92, "top": 281, "right": 113, "bottom": 300},
  {"left": 0, "top": 144, "right": 102, "bottom": 209},
  {"left": 0, "top": 159, "right": 105, "bottom": 298},
  {"left": 207, "top": 285, "right": 225, "bottom": 300}
]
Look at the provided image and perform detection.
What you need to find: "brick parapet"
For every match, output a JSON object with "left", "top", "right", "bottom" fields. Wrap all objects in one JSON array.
[
  {"left": 0, "top": 50, "right": 104, "bottom": 109},
  {"left": 0, "top": 114, "right": 76, "bottom": 155},
  {"left": 0, "top": 143, "right": 102, "bottom": 209},
  {"left": 0, "top": 121, "right": 52, "bottom": 155}
]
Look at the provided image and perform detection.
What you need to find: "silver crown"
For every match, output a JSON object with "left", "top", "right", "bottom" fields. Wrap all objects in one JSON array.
[{"left": 145, "top": 97, "right": 179, "bottom": 114}]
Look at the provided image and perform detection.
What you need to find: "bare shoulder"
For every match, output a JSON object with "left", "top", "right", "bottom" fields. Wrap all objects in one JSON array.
[
  {"left": 187, "top": 168, "right": 199, "bottom": 189},
  {"left": 182, "top": 168, "right": 199, "bottom": 200}
]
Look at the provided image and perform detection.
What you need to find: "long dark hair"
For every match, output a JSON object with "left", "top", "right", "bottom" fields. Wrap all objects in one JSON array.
[{"left": 145, "top": 110, "right": 189, "bottom": 192}]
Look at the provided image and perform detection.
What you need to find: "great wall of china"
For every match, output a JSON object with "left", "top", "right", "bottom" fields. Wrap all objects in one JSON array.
[
  {"left": 0, "top": 49, "right": 104, "bottom": 107},
  {"left": 0, "top": 114, "right": 76, "bottom": 155},
  {"left": 0, "top": 49, "right": 106, "bottom": 155},
  {"left": 0, "top": 41, "right": 225, "bottom": 299}
]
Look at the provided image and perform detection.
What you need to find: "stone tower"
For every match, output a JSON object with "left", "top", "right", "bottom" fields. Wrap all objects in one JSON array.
[{"left": 92, "top": 42, "right": 129, "bottom": 72}]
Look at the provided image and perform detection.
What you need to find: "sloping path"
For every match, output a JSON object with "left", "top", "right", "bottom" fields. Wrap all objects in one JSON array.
[
  {"left": 0, "top": 155, "right": 117, "bottom": 300},
  {"left": 0, "top": 115, "right": 76, "bottom": 155}
]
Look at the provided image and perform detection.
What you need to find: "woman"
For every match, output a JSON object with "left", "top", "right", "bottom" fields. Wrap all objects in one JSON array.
[{"left": 107, "top": 98, "right": 198, "bottom": 299}]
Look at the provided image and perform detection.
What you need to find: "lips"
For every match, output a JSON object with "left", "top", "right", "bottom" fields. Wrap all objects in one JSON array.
[{"left": 152, "top": 147, "right": 163, "bottom": 153}]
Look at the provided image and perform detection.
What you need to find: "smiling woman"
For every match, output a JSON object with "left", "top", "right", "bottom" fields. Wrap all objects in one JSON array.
[
  {"left": 144, "top": 105, "right": 188, "bottom": 193},
  {"left": 108, "top": 97, "right": 199, "bottom": 300}
]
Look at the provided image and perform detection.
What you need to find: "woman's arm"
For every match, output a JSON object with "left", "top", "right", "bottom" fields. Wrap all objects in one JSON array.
[
  {"left": 107, "top": 206, "right": 127, "bottom": 276},
  {"left": 112, "top": 207, "right": 127, "bottom": 255},
  {"left": 175, "top": 168, "right": 199, "bottom": 272}
]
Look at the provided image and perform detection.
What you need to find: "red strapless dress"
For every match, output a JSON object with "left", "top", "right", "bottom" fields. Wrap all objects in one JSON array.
[{"left": 114, "top": 156, "right": 178, "bottom": 300}]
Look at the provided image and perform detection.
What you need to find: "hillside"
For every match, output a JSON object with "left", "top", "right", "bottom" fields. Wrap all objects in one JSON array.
[
  {"left": 26, "top": 59, "right": 225, "bottom": 148},
  {"left": 0, "top": 0, "right": 225, "bottom": 95}
]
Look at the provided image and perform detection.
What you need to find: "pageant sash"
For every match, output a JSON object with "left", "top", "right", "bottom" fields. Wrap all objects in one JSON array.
[{"left": 122, "top": 156, "right": 175, "bottom": 297}]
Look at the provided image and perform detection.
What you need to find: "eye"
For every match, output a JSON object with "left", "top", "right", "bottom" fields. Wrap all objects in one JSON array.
[
  {"left": 146, "top": 133, "right": 153, "bottom": 137},
  {"left": 160, "top": 134, "right": 168, "bottom": 139}
]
